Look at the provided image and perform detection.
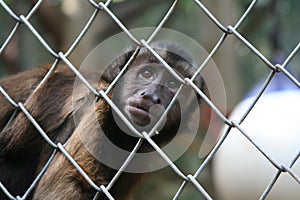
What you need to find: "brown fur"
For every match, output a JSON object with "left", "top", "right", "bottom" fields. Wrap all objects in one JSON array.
[
  {"left": 0, "top": 66, "right": 77, "bottom": 198},
  {"left": 33, "top": 96, "right": 142, "bottom": 200}
]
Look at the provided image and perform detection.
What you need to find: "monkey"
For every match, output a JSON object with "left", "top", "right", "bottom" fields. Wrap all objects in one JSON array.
[{"left": 0, "top": 41, "right": 205, "bottom": 200}]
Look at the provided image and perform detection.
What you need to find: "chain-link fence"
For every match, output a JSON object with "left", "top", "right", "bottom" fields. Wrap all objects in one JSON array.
[{"left": 0, "top": 0, "right": 299, "bottom": 199}]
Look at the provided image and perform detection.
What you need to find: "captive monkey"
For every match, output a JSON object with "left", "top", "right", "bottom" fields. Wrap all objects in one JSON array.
[{"left": 0, "top": 41, "right": 204, "bottom": 199}]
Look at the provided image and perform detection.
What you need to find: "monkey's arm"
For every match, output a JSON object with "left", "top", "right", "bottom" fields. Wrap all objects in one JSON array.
[
  {"left": 0, "top": 66, "right": 76, "bottom": 197},
  {"left": 33, "top": 83, "right": 111, "bottom": 200},
  {"left": 0, "top": 66, "right": 76, "bottom": 154},
  {"left": 0, "top": 68, "right": 48, "bottom": 130},
  {"left": 34, "top": 82, "right": 142, "bottom": 200}
]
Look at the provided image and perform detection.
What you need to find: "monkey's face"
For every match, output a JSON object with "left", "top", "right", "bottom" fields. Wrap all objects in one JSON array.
[{"left": 112, "top": 63, "right": 181, "bottom": 133}]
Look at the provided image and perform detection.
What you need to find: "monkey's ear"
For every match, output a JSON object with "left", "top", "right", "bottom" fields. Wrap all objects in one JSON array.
[{"left": 101, "top": 51, "right": 133, "bottom": 83}]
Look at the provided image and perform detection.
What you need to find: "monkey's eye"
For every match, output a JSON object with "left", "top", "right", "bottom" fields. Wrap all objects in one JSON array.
[
  {"left": 166, "top": 80, "right": 179, "bottom": 90},
  {"left": 139, "top": 68, "right": 154, "bottom": 80}
]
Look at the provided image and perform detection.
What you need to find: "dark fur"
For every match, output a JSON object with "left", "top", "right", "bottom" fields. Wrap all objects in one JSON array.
[{"left": 0, "top": 42, "right": 204, "bottom": 199}]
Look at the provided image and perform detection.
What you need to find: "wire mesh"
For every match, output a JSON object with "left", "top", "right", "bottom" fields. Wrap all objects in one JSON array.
[{"left": 0, "top": 0, "right": 299, "bottom": 199}]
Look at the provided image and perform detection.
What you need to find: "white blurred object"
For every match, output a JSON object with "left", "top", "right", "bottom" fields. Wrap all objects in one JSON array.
[{"left": 212, "top": 88, "right": 300, "bottom": 200}]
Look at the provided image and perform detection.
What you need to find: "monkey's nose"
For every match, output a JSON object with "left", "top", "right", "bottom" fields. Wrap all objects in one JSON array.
[
  {"left": 140, "top": 92, "right": 161, "bottom": 104},
  {"left": 152, "top": 94, "right": 161, "bottom": 104}
]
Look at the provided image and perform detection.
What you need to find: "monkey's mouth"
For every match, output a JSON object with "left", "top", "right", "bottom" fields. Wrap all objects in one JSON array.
[{"left": 125, "top": 99, "right": 161, "bottom": 127}]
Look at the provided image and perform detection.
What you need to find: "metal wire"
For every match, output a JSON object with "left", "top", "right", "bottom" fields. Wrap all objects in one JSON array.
[{"left": 0, "top": 0, "right": 299, "bottom": 199}]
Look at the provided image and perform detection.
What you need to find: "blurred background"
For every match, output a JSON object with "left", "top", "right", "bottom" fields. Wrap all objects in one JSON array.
[{"left": 0, "top": 0, "right": 299, "bottom": 199}]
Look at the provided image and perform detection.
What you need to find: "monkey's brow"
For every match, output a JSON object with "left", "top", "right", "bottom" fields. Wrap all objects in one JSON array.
[{"left": 138, "top": 63, "right": 164, "bottom": 68}]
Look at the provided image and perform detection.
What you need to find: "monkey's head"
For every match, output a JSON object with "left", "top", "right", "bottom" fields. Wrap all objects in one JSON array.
[{"left": 103, "top": 41, "right": 204, "bottom": 146}]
